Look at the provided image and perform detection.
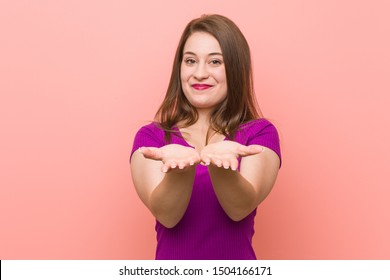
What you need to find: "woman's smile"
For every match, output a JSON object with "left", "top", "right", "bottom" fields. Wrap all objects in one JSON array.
[{"left": 191, "top": 83, "right": 213, "bottom": 90}]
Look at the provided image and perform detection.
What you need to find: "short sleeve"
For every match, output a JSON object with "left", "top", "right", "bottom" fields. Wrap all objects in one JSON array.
[
  {"left": 240, "top": 119, "right": 282, "bottom": 166},
  {"left": 130, "top": 123, "right": 166, "bottom": 160}
]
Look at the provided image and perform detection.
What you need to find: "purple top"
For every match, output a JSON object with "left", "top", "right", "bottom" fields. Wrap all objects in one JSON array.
[{"left": 130, "top": 119, "right": 281, "bottom": 259}]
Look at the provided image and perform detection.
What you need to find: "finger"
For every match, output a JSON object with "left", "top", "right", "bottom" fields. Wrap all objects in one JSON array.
[
  {"left": 186, "top": 155, "right": 198, "bottom": 166},
  {"left": 190, "top": 155, "right": 201, "bottom": 166},
  {"left": 178, "top": 160, "right": 186, "bottom": 169},
  {"left": 170, "top": 161, "right": 178, "bottom": 169},
  {"left": 161, "top": 163, "right": 170, "bottom": 173},
  {"left": 222, "top": 159, "right": 231, "bottom": 169},
  {"left": 237, "top": 144, "right": 264, "bottom": 157},
  {"left": 161, "top": 159, "right": 173, "bottom": 173},
  {"left": 200, "top": 154, "right": 211, "bottom": 166},
  {"left": 180, "top": 157, "right": 198, "bottom": 169},
  {"left": 162, "top": 158, "right": 177, "bottom": 169},
  {"left": 230, "top": 157, "right": 239, "bottom": 171},
  {"left": 211, "top": 158, "right": 223, "bottom": 168},
  {"left": 140, "top": 147, "right": 163, "bottom": 160},
  {"left": 161, "top": 161, "right": 180, "bottom": 172}
]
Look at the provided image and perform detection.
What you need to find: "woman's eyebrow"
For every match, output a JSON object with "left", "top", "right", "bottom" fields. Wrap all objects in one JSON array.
[{"left": 183, "top": 51, "right": 223, "bottom": 56}]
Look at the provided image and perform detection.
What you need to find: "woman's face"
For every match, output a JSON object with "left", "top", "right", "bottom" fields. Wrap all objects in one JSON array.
[{"left": 180, "top": 32, "right": 227, "bottom": 112}]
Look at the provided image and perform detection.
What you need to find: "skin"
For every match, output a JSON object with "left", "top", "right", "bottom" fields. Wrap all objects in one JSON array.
[
  {"left": 130, "top": 32, "right": 280, "bottom": 227},
  {"left": 181, "top": 32, "right": 228, "bottom": 112}
]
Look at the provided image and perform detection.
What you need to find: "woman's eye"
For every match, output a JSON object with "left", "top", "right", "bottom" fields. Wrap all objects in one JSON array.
[
  {"left": 210, "top": 59, "right": 222, "bottom": 65},
  {"left": 184, "top": 58, "right": 196, "bottom": 64}
]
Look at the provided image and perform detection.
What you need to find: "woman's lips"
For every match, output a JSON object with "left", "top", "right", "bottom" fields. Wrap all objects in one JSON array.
[{"left": 192, "top": 84, "right": 212, "bottom": 90}]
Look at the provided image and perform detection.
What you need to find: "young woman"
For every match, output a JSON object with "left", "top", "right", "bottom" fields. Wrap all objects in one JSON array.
[{"left": 130, "top": 14, "right": 281, "bottom": 260}]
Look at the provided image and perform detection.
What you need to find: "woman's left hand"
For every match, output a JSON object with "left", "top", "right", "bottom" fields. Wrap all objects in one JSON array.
[{"left": 200, "top": 141, "right": 264, "bottom": 171}]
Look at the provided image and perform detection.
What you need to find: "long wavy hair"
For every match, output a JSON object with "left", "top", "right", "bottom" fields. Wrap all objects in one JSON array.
[{"left": 155, "top": 14, "right": 262, "bottom": 142}]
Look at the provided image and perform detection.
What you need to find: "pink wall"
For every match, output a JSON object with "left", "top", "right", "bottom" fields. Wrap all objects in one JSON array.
[{"left": 1, "top": 0, "right": 389, "bottom": 259}]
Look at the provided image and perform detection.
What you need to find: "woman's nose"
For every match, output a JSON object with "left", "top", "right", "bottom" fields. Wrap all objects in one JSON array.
[{"left": 193, "top": 63, "right": 209, "bottom": 80}]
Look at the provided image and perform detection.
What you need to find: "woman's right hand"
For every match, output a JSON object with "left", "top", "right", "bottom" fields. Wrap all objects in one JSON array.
[{"left": 139, "top": 144, "right": 200, "bottom": 173}]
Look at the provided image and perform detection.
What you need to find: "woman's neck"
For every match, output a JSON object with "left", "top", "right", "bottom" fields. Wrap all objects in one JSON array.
[{"left": 178, "top": 108, "right": 225, "bottom": 150}]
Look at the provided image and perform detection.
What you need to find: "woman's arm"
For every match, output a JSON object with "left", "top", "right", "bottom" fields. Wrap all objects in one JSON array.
[
  {"left": 130, "top": 144, "right": 200, "bottom": 228},
  {"left": 201, "top": 141, "right": 280, "bottom": 221}
]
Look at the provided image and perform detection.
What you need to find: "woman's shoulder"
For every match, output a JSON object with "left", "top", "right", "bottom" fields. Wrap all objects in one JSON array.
[
  {"left": 235, "top": 118, "right": 280, "bottom": 146},
  {"left": 238, "top": 118, "right": 277, "bottom": 133},
  {"left": 135, "top": 121, "right": 164, "bottom": 134},
  {"left": 236, "top": 118, "right": 281, "bottom": 162},
  {"left": 131, "top": 122, "right": 166, "bottom": 158},
  {"left": 133, "top": 121, "right": 167, "bottom": 144}
]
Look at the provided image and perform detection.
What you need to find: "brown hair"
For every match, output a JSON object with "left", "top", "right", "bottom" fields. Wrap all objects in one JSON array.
[{"left": 155, "top": 14, "right": 262, "bottom": 142}]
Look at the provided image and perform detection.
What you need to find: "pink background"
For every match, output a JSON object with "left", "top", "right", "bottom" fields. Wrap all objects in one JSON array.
[{"left": 1, "top": 1, "right": 389, "bottom": 259}]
